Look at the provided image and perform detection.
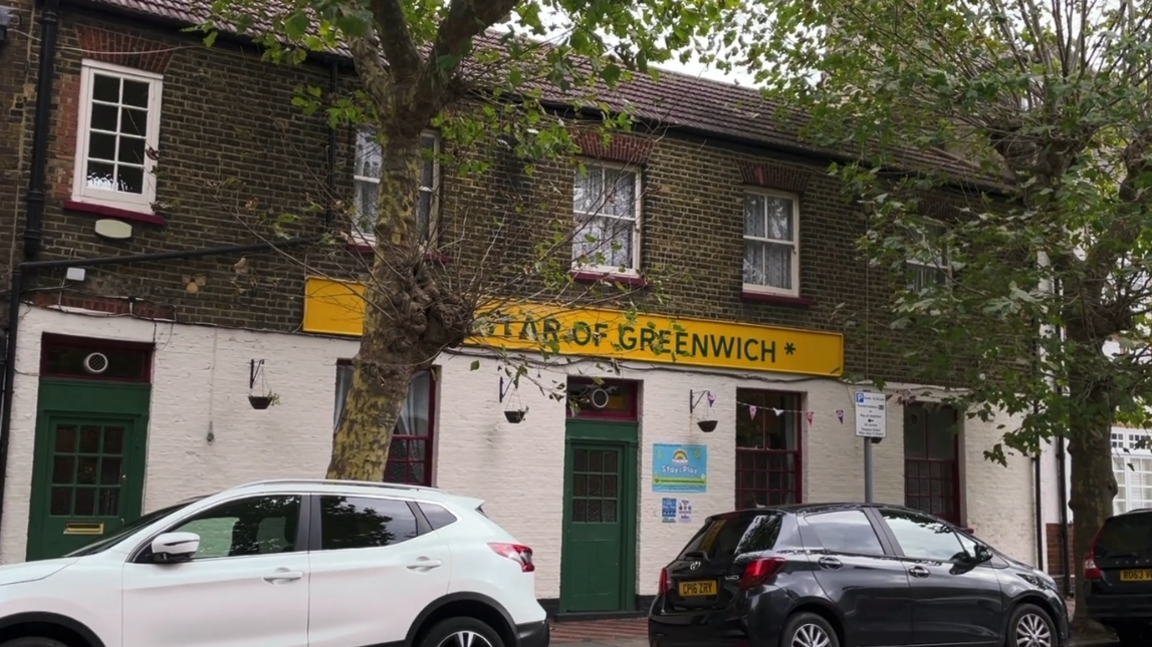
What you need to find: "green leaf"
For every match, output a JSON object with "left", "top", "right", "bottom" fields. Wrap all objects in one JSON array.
[
  {"left": 284, "top": 11, "right": 311, "bottom": 41},
  {"left": 470, "top": 360, "right": 480, "bottom": 371}
]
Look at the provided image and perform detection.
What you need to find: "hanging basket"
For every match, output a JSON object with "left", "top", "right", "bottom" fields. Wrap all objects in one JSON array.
[
  {"left": 697, "top": 419, "right": 718, "bottom": 433},
  {"left": 504, "top": 409, "right": 527, "bottom": 424},
  {"left": 248, "top": 394, "right": 276, "bottom": 410}
]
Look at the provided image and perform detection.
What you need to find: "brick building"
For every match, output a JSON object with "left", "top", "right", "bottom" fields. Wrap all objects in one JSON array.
[{"left": 0, "top": 0, "right": 1042, "bottom": 614}]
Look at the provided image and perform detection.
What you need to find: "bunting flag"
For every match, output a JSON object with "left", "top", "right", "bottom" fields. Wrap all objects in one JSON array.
[
  {"left": 748, "top": 405, "right": 757, "bottom": 419},
  {"left": 835, "top": 409, "right": 845, "bottom": 424},
  {"left": 707, "top": 391, "right": 716, "bottom": 407},
  {"left": 805, "top": 411, "right": 815, "bottom": 425}
]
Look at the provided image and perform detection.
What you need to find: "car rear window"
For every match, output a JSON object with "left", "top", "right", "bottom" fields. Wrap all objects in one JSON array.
[
  {"left": 678, "top": 512, "right": 782, "bottom": 560},
  {"left": 419, "top": 503, "right": 458, "bottom": 530},
  {"left": 1097, "top": 514, "right": 1152, "bottom": 555}
]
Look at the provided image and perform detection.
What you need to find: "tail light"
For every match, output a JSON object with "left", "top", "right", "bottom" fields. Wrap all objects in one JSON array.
[
  {"left": 489, "top": 543, "right": 535, "bottom": 572},
  {"left": 659, "top": 567, "right": 670, "bottom": 594},
  {"left": 740, "top": 556, "right": 787, "bottom": 589},
  {"left": 1083, "top": 527, "right": 1105, "bottom": 581}
]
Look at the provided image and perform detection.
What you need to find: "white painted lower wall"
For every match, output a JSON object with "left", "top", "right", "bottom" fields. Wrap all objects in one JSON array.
[{"left": 5, "top": 304, "right": 1039, "bottom": 599}]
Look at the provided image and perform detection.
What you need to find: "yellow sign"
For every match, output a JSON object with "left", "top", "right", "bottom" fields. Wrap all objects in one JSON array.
[
  {"left": 303, "top": 277, "right": 367, "bottom": 337},
  {"left": 302, "top": 277, "right": 844, "bottom": 377}
]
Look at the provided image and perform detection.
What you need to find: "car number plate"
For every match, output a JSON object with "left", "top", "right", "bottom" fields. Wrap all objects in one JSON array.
[
  {"left": 1120, "top": 569, "right": 1152, "bottom": 582},
  {"left": 678, "top": 580, "right": 718, "bottom": 597}
]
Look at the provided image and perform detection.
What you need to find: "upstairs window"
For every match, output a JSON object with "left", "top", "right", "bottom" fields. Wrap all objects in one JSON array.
[
  {"left": 572, "top": 162, "right": 641, "bottom": 274},
  {"left": 353, "top": 130, "right": 439, "bottom": 244},
  {"left": 743, "top": 191, "right": 800, "bottom": 297},
  {"left": 72, "top": 60, "right": 163, "bottom": 213},
  {"left": 906, "top": 220, "right": 950, "bottom": 291}
]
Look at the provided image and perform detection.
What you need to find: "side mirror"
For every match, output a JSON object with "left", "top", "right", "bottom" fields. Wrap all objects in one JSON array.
[
  {"left": 974, "top": 545, "right": 994, "bottom": 563},
  {"left": 150, "top": 532, "right": 200, "bottom": 563}
]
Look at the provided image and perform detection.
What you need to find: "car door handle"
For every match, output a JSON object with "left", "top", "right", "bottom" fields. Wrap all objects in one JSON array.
[
  {"left": 407, "top": 558, "right": 443, "bottom": 571},
  {"left": 817, "top": 556, "right": 842, "bottom": 570},
  {"left": 908, "top": 565, "right": 930, "bottom": 578},
  {"left": 263, "top": 568, "right": 304, "bottom": 583}
]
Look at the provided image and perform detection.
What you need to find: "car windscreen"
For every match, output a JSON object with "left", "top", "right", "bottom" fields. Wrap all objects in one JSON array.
[
  {"left": 677, "top": 512, "right": 783, "bottom": 561},
  {"left": 1097, "top": 514, "right": 1152, "bottom": 557},
  {"left": 65, "top": 498, "right": 203, "bottom": 557}
]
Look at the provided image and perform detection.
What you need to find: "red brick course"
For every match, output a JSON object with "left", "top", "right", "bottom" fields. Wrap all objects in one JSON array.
[{"left": 550, "top": 617, "right": 647, "bottom": 643}]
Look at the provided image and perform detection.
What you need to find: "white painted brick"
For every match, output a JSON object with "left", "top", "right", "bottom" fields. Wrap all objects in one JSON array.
[{"left": 5, "top": 305, "right": 1040, "bottom": 599}]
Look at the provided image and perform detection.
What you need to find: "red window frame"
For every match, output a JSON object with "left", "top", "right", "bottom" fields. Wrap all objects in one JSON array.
[
  {"left": 735, "top": 389, "right": 803, "bottom": 508},
  {"left": 903, "top": 403, "right": 961, "bottom": 525},
  {"left": 335, "top": 360, "right": 437, "bottom": 486},
  {"left": 39, "top": 333, "right": 154, "bottom": 383},
  {"left": 565, "top": 377, "right": 639, "bottom": 422}
]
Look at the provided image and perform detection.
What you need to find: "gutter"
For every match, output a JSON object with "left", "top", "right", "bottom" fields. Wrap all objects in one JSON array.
[
  {"left": 0, "top": 237, "right": 314, "bottom": 543},
  {"left": 22, "top": 0, "right": 63, "bottom": 261}
]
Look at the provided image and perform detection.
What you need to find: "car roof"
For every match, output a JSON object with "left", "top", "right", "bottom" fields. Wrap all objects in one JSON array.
[
  {"left": 717, "top": 501, "right": 936, "bottom": 518},
  {"left": 214, "top": 479, "right": 483, "bottom": 509}
]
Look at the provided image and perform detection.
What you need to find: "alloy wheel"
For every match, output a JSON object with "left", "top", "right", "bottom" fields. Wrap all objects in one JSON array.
[
  {"left": 1015, "top": 612, "right": 1052, "bottom": 647},
  {"left": 438, "top": 630, "right": 494, "bottom": 647},
  {"left": 790, "top": 623, "right": 832, "bottom": 647}
]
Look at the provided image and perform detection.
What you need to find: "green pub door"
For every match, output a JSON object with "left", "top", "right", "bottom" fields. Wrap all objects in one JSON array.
[
  {"left": 559, "top": 378, "right": 639, "bottom": 614},
  {"left": 26, "top": 334, "right": 153, "bottom": 561}
]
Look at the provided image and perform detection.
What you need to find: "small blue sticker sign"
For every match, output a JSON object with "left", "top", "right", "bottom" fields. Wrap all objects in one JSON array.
[{"left": 661, "top": 497, "right": 677, "bottom": 523}]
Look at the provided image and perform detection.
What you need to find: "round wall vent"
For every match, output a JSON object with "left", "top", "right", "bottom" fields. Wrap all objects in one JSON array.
[{"left": 83, "top": 352, "right": 110, "bottom": 375}]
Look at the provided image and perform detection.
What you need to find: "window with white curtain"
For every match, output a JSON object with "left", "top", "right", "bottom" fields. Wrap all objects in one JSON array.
[
  {"left": 572, "top": 161, "right": 641, "bottom": 274},
  {"left": 743, "top": 191, "right": 800, "bottom": 297},
  {"left": 333, "top": 366, "right": 435, "bottom": 485},
  {"left": 1112, "top": 430, "right": 1152, "bottom": 514}
]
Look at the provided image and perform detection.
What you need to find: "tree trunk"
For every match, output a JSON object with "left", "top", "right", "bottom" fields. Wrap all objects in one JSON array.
[
  {"left": 1065, "top": 381, "right": 1118, "bottom": 633},
  {"left": 326, "top": 135, "right": 430, "bottom": 481}
]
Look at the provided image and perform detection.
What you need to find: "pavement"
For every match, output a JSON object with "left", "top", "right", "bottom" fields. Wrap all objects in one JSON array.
[{"left": 547, "top": 611, "right": 1121, "bottom": 647}]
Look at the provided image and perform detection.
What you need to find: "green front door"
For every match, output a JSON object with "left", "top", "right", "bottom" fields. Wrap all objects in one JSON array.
[
  {"left": 560, "top": 420, "right": 638, "bottom": 613},
  {"left": 27, "top": 380, "right": 149, "bottom": 561}
]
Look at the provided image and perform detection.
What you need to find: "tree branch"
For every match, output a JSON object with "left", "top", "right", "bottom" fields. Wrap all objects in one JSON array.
[
  {"left": 369, "top": 0, "right": 423, "bottom": 79},
  {"left": 419, "top": 0, "right": 521, "bottom": 99}
]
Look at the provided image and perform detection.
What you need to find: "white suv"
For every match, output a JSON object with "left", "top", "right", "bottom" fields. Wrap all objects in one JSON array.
[{"left": 0, "top": 479, "right": 550, "bottom": 647}]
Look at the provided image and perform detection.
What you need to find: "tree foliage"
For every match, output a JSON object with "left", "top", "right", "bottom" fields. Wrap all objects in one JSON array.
[
  {"left": 729, "top": 0, "right": 1152, "bottom": 630},
  {"left": 194, "top": 0, "right": 736, "bottom": 480}
]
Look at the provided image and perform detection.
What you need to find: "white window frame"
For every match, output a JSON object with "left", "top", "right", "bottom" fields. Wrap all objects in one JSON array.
[
  {"left": 1112, "top": 429, "right": 1152, "bottom": 514},
  {"left": 571, "top": 160, "right": 642, "bottom": 276},
  {"left": 352, "top": 129, "right": 440, "bottom": 245},
  {"left": 742, "top": 189, "right": 801, "bottom": 297},
  {"left": 906, "top": 219, "right": 951, "bottom": 291},
  {"left": 71, "top": 59, "right": 164, "bottom": 213}
]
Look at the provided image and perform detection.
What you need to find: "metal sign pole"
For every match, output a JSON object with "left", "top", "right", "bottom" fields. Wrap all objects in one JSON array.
[{"left": 854, "top": 390, "right": 886, "bottom": 504}]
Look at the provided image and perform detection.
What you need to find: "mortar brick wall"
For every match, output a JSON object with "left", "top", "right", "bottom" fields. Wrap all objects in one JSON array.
[
  {"left": 0, "top": 5, "right": 982, "bottom": 389},
  {"left": 0, "top": 0, "right": 37, "bottom": 276}
]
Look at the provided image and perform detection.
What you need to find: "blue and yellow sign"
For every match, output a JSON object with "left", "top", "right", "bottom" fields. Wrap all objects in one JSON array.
[
  {"left": 302, "top": 277, "right": 844, "bottom": 377},
  {"left": 653, "top": 443, "right": 708, "bottom": 493}
]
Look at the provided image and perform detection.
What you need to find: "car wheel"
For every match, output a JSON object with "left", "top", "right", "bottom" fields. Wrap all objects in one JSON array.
[
  {"left": 782, "top": 611, "right": 839, "bottom": 647},
  {"left": 0, "top": 639, "right": 69, "bottom": 647},
  {"left": 1006, "top": 603, "right": 1055, "bottom": 647},
  {"left": 419, "top": 617, "right": 506, "bottom": 647}
]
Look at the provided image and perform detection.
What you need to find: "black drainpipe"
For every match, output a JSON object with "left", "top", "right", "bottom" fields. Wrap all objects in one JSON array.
[
  {"left": 0, "top": 237, "right": 314, "bottom": 537},
  {"left": 325, "top": 62, "right": 338, "bottom": 226},
  {"left": 22, "top": 0, "right": 64, "bottom": 261}
]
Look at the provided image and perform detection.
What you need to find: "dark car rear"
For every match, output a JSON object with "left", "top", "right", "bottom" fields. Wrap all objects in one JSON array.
[
  {"left": 1084, "top": 509, "right": 1152, "bottom": 643},
  {"left": 650, "top": 503, "right": 1070, "bottom": 647},
  {"left": 651, "top": 510, "right": 817, "bottom": 647}
]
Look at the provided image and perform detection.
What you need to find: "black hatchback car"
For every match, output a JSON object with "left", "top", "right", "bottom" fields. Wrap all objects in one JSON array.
[
  {"left": 649, "top": 503, "right": 1068, "bottom": 647},
  {"left": 1083, "top": 508, "right": 1152, "bottom": 644}
]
